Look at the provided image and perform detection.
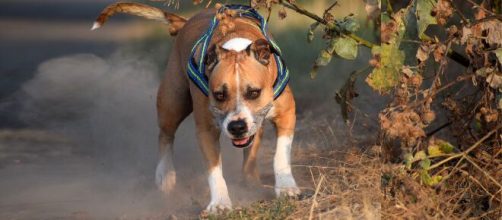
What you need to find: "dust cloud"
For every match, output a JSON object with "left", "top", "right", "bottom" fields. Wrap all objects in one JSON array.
[{"left": 0, "top": 50, "right": 273, "bottom": 219}]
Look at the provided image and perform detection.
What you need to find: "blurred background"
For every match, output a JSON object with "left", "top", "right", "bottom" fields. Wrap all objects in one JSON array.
[{"left": 0, "top": 0, "right": 380, "bottom": 218}]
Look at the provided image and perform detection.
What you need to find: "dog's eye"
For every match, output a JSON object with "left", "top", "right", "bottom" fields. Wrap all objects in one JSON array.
[
  {"left": 213, "top": 91, "right": 226, "bottom": 102},
  {"left": 245, "top": 89, "right": 261, "bottom": 100}
]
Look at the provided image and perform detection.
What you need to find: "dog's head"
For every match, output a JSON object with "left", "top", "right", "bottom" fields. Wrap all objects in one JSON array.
[{"left": 206, "top": 38, "right": 275, "bottom": 148}]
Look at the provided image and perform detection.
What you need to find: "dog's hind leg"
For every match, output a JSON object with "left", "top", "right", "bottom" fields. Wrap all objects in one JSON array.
[{"left": 155, "top": 52, "right": 192, "bottom": 194}]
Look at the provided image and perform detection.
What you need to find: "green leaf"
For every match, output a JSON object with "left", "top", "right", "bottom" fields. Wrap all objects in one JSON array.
[
  {"left": 315, "top": 50, "right": 332, "bottom": 66},
  {"left": 307, "top": 22, "right": 320, "bottom": 43},
  {"left": 366, "top": 45, "right": 405, "bottom": 93},
  {"left": 430, "top": 175, "right": 442, "bottom": 185},
  {"left": 332, "top": 37, "right": 358, "bottom": 60},
  {"left": 404, "top": 153, "right": 414, "bottom": 169},
  {"left": 428, "top": 139, "right": 455, "bottom": 156},
  {"left": 420, "top": 171, "right": 432, "bottom": 184},
  {"left": 381, "top": 11, "right": 392, "bottom": 24},
  {"left": 428, "top": 144, "right": 443, "bottom": 156},
  {"left": 416, "top": 0, "right": 437, "bottom": 39},
  {"left": 415, "top": 150, "right": 427, "bottom": 161},
  {"left": 420, "top": 171, "right": 441, "bottom": 186},
  {"left": 419, "top": 158, "right": 431, "bottom": 169},
  {"left": 310, "top": 65, "right": 319, "bottom": 79},
  {"left": 338, "top": 16, "right": 360, "bottom": 33},
  {"left": 366, "top": 7, "right": 408, "bottom": 93},
  {"left": 438, "top": 141, "right": 455, "bottom": 153}
]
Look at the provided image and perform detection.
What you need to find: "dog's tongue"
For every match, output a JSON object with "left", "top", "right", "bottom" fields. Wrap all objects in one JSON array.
[{"left": 232, "top": 137, "right": 249, "bottom": 146}]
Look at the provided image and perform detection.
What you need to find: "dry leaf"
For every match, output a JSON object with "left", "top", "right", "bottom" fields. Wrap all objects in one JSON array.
[
  {"left": 278, "top": 7, "right": 287, "bottom": 19},
  {"left": 381, "top": 20, "right": 398, "bottom": 43},
  {"left": 486, "top": 72, "right": 502, "bottom": 90},
  {"left": 433, "top": 44, "right": 446, "bottom": 62},
  {"left": 433, "top": 0, "right": 453, "bottom": 25},
  {"left": 402, "top": 66, "right": 414, "bottom": 77},
  {"left": 417, "top": 44, "right": 430, "bottom": 63}
]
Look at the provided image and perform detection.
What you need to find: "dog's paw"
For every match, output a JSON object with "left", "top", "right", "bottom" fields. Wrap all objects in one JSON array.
[
  {"left": 275, "top": 185, "right": 301, "bottom": 197},
  {"left": 155, "top": 159, "right": 176, "bottom": 193},
  {"left": 275, "top": 174, "right": 300, "bottom": 197},
  {"left": 206, "top": 198, "right": 232, "bottom": 214},
  {"left": 156, "top": 171, "right": 176, "bottom": 193}
]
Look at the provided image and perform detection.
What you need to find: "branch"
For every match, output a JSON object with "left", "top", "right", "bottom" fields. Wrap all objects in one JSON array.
[
  {"left": 279, "top": 0, "right": 325, "bottom": 24},
  {"left": 465, "top": 0, "right": 496, "bottom": 16},
  {"left": 278, "top": 0, "right": 375, "bottom": 48},
  {"left": 324, "top": 1, "right": 338, "bottom": 15},
  {"left": 427, "top": 126, "right": 501, "bottom": 171}
]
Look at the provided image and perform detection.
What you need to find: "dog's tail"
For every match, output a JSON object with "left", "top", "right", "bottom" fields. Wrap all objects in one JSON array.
[{"left": 91, "top": 2, "right": 187, "bottom": 36}]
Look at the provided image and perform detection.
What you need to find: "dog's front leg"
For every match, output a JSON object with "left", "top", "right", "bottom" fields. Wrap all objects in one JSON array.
[
  {"left": 272, "top": 107, "right": 300, "bottom": 197},
  {"left": 196, "top": 126, "right": 232, "bottom": 213}
]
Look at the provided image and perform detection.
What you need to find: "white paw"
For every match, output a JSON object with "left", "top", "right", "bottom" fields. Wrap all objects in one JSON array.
[
  {"left": 206, "top": 198, "right": 232, "bottom": 214},
  {"left": 155, "top": 158, "right": 176, "bottom": 193},
  {"left": 275, "top": 185, "right": 301, "bottom": 197},
  {"left": 275, "top": 174, "right": 300, "bottom": 197}
]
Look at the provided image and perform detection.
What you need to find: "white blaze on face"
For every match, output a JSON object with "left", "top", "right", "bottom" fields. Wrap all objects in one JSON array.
[
  {"left": 221, "top": 37, "right": 255, "bottom": 139},
  {"left": 222, "top": 37, "right": 253, "bottom": 52}
]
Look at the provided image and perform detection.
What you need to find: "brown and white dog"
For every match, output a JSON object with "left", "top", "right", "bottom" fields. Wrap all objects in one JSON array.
[{"left": 93, "top": 2, "right": 299, "bottom": 212}]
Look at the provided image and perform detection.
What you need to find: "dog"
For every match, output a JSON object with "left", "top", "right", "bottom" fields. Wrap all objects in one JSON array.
[{"left": 93, "top": 2, "right": 300, "bottom": 212}]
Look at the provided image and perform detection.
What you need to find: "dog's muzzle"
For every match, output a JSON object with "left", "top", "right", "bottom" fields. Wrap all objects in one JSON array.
[{"left": 210, "top": 102, "right": 273, "bottom": 149}]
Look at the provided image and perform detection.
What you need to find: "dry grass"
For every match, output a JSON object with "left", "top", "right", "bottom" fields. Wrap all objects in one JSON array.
[
  {"left": 288, "top": 147, "right": 382, "bottom": 219},
  {"left": 202, "top": 140, "right": 501, "bottom": 219},
  {"left": 202, "top": 146, "right": 382, "bottom": 219}
]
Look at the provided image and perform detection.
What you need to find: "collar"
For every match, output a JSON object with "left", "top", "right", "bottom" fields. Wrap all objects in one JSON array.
[{"left": 186, "top": 4, "right": 290, "bottom": 100}]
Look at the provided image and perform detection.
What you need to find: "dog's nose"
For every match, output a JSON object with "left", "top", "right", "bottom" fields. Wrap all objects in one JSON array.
[{"left": 228, "top": 120, "right": 247, "bottom": 136}]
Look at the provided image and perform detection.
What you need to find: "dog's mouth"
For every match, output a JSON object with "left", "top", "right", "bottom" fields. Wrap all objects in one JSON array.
[{"left": 231, "top": 135, "right": 255, "bottom": 148}]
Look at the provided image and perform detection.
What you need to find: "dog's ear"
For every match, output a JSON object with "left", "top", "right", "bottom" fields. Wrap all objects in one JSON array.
[
  {"left": 205, "top": 45, "right": 227, "bottom": 72},
  {"left": 247, "top": 39, "right": 274, "bottom": 65}
]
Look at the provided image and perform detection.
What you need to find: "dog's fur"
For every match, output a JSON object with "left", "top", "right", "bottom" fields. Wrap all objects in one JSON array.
[{"left": 93, "top": 3, "right": 299, "bottom": 212}]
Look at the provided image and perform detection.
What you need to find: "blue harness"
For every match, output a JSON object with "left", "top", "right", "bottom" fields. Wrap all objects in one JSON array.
[{"left": 187, "top": 4, "right": 290, "bottom": 99}]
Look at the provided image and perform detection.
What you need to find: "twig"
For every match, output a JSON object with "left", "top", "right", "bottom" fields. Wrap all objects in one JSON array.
[
  {"left": 464, "top": 155, "right": 502, "bottom": 190},
  {"left": 470, "top": 14, "right": 502, "bottom": 25},
  {"left": 324, "top": 1, "right": 338, "bottom": 15},
  {"left": 426, "top": 121, "right": 452, "bottom": 137},
  {"left": 279, "top": 0, "right": 324, "bottom": 24},
  {"left": 308, "top": 175, "right": 325, "bottom": 220},
  {"left": 388, "top": 74, "right": 472, "bottom": 112},
  {"left": 278, "top": 0, "right": 375, "bottom": 48},
  {"left": 465, "top": 0, "right": 495, "bottom": 16},
  {"left": 457, "top": 169, "right": 498, "bottom": 201},
  {"left": 261, "top": 184, "right": 314, "bottom": 191},
  {"left": 292, "top": 164, "right": 338, "bottom": 169},
  {"left": 428, "top": 126, "right": 500, "bottom": 171},
  {"left": 450, "top": 0, "right": 469, "bottom": 24},
  {"left": 436, "top": 155, "right": 466, "bottom": 185}
]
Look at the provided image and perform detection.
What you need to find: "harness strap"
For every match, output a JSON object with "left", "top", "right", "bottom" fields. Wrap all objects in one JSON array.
[{"left": 187, "top": 4, "right": 290, "bottom": 99}]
